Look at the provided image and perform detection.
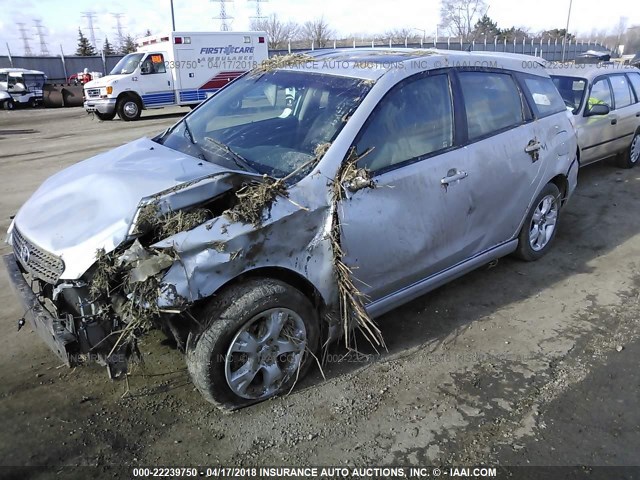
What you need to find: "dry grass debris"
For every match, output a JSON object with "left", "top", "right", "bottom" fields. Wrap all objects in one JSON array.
[
  {"left": 252, "top": 53, "right": 315, "bottom": 74},
  {"left": 223, "top": 143, "right": 331, "bottom": 226},
  {"left": 330, "top": 147, "right": 383, "bottom": 351}
]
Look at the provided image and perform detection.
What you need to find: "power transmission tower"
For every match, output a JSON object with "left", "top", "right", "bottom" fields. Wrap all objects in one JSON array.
[
  {"left": 16, "top": 22, "right": 33, "bottom": 56},
  {"left": 112, "top": 13, "right": 125, "bottom": 47},
  {"left": 33, "top": 19, "right": 50, "bottom": 56},
  {"left": 81, "top": 11, "right": 98, "bottom": 49},
  {"left": 249, "top": 0, "right": 268, "bottom": 20},
  {"left": 212, "top": 0, "right": 234, "bottom": 32}
]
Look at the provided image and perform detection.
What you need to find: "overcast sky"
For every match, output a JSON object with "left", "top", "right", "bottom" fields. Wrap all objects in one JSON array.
[{"left": 2, "top": 0, "right": 639, "bottom": 56}]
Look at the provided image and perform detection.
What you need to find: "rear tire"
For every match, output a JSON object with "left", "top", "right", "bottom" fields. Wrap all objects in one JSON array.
[
  {"left": 618, "top": 131, "right": 640, "bottom": 169},
  {"left": 515, "top": 183, "right": 561, "bottom": 262},
  {"left": 28, "top": 97, "right": 37, "bottom": 108},
  {"left": 117, "top": 96, "right": 141, "bottom": 121},
  {"left": 186, "top": 278, "right": 319, "bottom": 411}
]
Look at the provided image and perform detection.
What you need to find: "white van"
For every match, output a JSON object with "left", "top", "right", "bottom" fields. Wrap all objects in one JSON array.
[
  {"left": 83, "top": 31, "right": 269, "bottom": 121},
  {"left": 0, "top": 68, "right": 46, "bottom": 108}
]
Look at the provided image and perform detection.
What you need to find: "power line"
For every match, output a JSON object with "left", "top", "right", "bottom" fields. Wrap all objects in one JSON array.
[
  {"left": 212, "top": 0, "right": 234, "bottom": 32},
  {"left": 249, "top": 0, "right": 268, "bottom": 20},
  {"left": 16, "top": 22, "right": 33, "bottom": 56},
  {"left": 33, "top": 19, "right": 50, "bottom": 56},
  {"left": 81, "top": 11, "right": 98, "bottom": 49}
]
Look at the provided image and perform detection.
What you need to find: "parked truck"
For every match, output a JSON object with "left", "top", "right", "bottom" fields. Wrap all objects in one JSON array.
[
  {"left": 83, "top": 31, "right": 269, "bottom": 121},
  {"left": 0, "top": 68, "right": 46, "bottom": 108}
]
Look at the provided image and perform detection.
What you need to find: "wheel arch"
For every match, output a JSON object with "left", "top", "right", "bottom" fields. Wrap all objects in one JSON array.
[
  {"left": 116, "top": 91, "right": 143, "bottom": 108},
  {"left": 212, "top": 266, "right": 328, "bottom": 313}
]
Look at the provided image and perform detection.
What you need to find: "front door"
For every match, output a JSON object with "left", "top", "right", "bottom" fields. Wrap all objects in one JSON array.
[
  {"left": 580, "top": 76, "right": 617, "bottom": 164},
  {"left": 139, "top": 52, "right": 174, "bottom": 107},
  {"left": 339, "top": 72, "right": 476, "bottom": 302}
]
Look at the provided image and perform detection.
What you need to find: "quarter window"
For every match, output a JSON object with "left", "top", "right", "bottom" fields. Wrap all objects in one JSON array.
[
  {"left": 459, "top": 72, "right": 524, "bottom": 140},
  {"left": 588, "top": 78, "right": 612, "bottom": 110},
  {"left": 356, "top": 74, "right": 454, "bottom": 172},
  {"left": 523, "top": 76, "right": 566, "bottom": 117},
  {"left": 610, "top": 74, "right": 633, "bottom": 108}
]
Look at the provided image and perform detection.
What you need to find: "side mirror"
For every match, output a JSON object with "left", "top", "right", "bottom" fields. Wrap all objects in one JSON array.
[{"left": 585, "top": 103, "right": 610, "bottom": 116}]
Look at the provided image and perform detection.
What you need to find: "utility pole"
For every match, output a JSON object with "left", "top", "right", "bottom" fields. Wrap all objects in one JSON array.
[
  {"left": 212, "top": 0, "right": 234, "bottom": 32},
  {"left": 17, "top": 22, "right": 33, "bottom": 56},
  {"left": 170, "top": 0, "right": 176, "bottom": 31},
  {"left": 82, "top": 11, "right": 98, "bottom": 49},
  {"left": 33, "top": 19, "right": 50, "bottom": 56},
  {"left": 561, "top": 0, "right": 573, "bottom": 62}
]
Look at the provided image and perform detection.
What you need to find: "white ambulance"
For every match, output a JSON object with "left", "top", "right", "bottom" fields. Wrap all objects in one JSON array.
[{"left": 83, "top": 31, "right": 268, "bottom": 121}]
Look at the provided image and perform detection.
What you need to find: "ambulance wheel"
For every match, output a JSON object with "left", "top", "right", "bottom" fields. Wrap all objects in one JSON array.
[{"left": 117, "top": 96, "right": 141, "bottom": 121}]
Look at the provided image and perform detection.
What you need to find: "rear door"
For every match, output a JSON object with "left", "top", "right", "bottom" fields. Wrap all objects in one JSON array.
[
  {"left": 609, "top": 74, "right": 638, "bottom": 152},
  {"left": 454, "top": 69, "right": 548, "bottom": 248}
]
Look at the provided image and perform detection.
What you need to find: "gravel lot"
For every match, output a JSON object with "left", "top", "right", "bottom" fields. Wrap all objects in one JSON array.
[{"left": 1, "top": 107, "right": 639, "bottom": 474}]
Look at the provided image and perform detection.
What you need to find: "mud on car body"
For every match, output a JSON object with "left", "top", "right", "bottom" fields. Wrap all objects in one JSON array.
[{"left": 4, "top": 49, "right": 578, "bottom": 410}]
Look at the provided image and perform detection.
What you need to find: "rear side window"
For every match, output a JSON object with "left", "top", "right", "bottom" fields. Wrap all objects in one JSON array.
[
  {"left": 610, "top": 75, "right": 633, "bottom": 108},
  {"left": 356, "top": 73, "right": 454, "bottom": 172},
  {"left": 589, "top": 78, "right": 612, "bottom": 109},
  {"left": 523, "top": 76, "right": 566, "bottom": 117},
  {"left": 459, "top": 72, "right": 524, "bottom": 140},
  {"left": 627, "top": 73, "right": 640, "bottom": 102}
]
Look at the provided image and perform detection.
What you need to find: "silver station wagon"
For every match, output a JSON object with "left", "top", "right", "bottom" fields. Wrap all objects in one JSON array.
[
  {"left": 549, "top": 65, "right": 640, "bottom": 168},
  {"left": 4, "top": 49, "right": 578, "bottom": 410}
]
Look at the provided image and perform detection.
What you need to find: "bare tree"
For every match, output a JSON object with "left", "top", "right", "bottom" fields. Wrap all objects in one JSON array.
[
  {"left": 300, "top": 16, "right": 334, "bottom": 48},
  {"left": 385, "top": 28, "right": 417, "bottom": 45},
  {"left": 440, "top": 0, "right": 487, "bottom": 41},
  {"left": 250, "top": 13, "right": 299, "bottom": 50}
]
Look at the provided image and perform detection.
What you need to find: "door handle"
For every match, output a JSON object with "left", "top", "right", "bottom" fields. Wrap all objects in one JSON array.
[
  {"left": 524, "top": 142, "right": 542, "bottom": 153},
  {"left": 636, "top": 112, "right": 640, "bottom": 117},
  {"left": 441, "top": 169, "right": 468, "bottom": 186},
  {"left": 611, "top": 118, "right": 617, "bottom": 125}
]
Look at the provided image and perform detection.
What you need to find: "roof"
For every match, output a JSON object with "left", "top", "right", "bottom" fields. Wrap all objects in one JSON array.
[
  {"left": 0, "top": 68, "right": 45, "bottom": 75},
  {"left": 547, "top": 64, "right": 640, "bottom": 80},
  {"left": 277, "top": 48, "right": 548, "bottom": 81}
]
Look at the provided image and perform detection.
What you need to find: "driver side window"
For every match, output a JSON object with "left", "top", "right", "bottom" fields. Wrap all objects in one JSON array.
[
  {"left": 141, "top": 54, "right": 166, "bottom": 75},
  {"left": 588, "top": 78, "right": 612, "bottom": 110},
  {"left": 355, "top": 73, "right": 454, "bottom": 173}
]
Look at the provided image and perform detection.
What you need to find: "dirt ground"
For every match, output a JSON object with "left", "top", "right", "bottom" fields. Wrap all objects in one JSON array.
[{"left": 1, "top": 107, "right": 639, "bottom": 474}]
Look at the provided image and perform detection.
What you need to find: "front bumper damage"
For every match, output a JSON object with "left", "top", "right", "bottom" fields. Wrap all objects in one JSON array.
[{"left": 2, "top": 253, "right": 76, "bottom": 366}]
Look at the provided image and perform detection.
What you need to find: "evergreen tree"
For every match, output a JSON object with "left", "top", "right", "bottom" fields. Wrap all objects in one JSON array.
[
  {"left": 120, "top": 34, "right": 137, "bottom": 54},
  {"left": 102, "top": 37, "right": 115, "bottom": 55},
  {"left": 145, "top": 29, "right": 152, "bottom": 37},
  {"left": 76, "top": 28, "right": 97, "bottom": 56}
]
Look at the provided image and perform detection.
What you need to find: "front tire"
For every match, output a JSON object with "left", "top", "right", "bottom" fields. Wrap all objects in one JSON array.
[
  {"left": 95, "top": 111, "right": 116, "bottom": 121},
  {"left": 3, "top": 99, "right": 15, "bottom": 110},
  {"left": 117, "top": 96, "right": 141, "bottom": 121},
  {"left": 515, "top": 183, "right": 561, "bottom": 262},
  {"left": 186, "top": 278, "right": 320, "bottom": 411},
  {"left": 618, "top": 131, "right": 640, "bottom": 169}
]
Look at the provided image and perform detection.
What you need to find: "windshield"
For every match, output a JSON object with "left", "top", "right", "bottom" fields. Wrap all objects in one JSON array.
[
  {"left": 159, "top": 70, "right": 372, "bottom": 178},
  {"left": 110, "top": 53, "right": 144, "bottom": 75},
  {"left": 551, "top": 75, "right": 587, "bottom": 114}
]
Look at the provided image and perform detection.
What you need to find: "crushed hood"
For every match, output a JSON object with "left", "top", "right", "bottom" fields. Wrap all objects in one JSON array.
[{"left": 12, "top": 137, "right": 248, "bottom": 280}]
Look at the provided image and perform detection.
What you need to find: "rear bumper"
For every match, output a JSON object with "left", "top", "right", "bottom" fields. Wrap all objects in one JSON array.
[
  {"left": 84, "top": 98, "right": 116, "bottom": 114},
  {"left": 2, "top": 253, "right": 76, "bottom": 366}
]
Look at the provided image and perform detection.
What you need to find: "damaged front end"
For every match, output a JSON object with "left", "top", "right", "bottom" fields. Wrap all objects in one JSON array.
[{"left": 3, "top": 139, "right": 267, "bottom": 377}]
